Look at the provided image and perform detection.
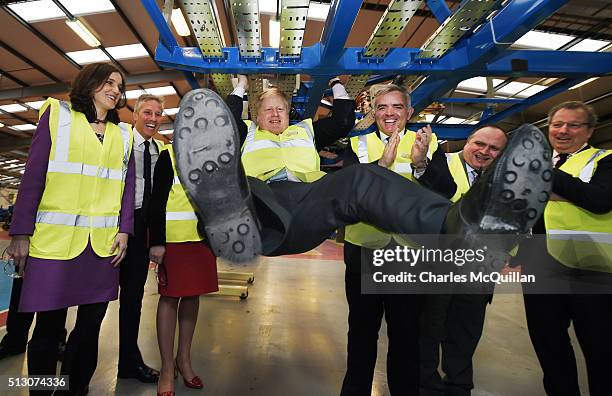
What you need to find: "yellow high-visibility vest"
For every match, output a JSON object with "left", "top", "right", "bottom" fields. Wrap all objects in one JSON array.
[
  {"left": 446, "top": 152, "right": 471, "bottom": 203},
  {"left": 545, "top": 148, "right": 612, "bottom": 272},
  {"left": 29, "top": 98, "right": 133, "bottom": 259},
  {"left": 344, "top": 131, "right": 439, "bottom": 249},
  {"left": 165, "top": 145, "right": 204, "bottom": 243},
  {"left": 241, "top": 119, "right": 326, "bottom": 182}
]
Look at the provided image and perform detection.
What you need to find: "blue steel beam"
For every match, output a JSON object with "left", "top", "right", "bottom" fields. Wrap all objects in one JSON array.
[
  {"left": 348, "top": 123, "right": 474, "bottom": 140},
  {"left": 476, "top": 77, "right": 586, "bottom": 126},
  {"left": 425, "top": 0, "right": 452, "bottom": 23},
  {"left": 411, "top": 0, "right": 569, "bottom": 114},
  {"left": 304, "top": 0, "right": 363, "bottom": 117},
  {"left": 485, "top": 50, "right": 612, "bottom": 77},
  {"left": 152, "top": 45, "right": 612, "bottom": 77},
  {"left": 140, "top": 0, "right": 179, "bottom": 51}
]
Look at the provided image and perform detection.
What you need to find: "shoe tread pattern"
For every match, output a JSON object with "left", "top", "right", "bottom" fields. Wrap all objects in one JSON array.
[
  {"left": 481, "top": 124, "right": 552, "bottom": 234},
  {"left": 173, "top": 89, "right": 261, "bottom": 262}
]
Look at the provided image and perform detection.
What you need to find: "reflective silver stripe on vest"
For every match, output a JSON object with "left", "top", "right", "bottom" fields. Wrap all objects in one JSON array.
[
  {"left": 243, "top": 121, "right": 316, "bottom": 154},
  {"left": 242, "top": 136, "right": 315, "bottom": 153},
  {"left": 166, "top": 212, "right": 198, "bottom": 221},
  {"left": 578, "top": 149, "right": 607, "bottom": 183},
  {"left": 55, "top": 101, "right": 72, "bottom": 162},
  {"left": 36, "top": 211, "right": 119, "bottom": 228},
  {"left": 548, "top": 229, "right": 612, "bottom": 244},
  {"left": 242, "top": 139, "right": 278, "bottom": 153},
  {"left": 47, "top": 161, "right": 124, "bottom": 180},
  {"left": 357, "top": 135, "right": 369, "bottom": 164},
  {"left": 173, "top": 176, "right": 181, "bottom": 185},
  {"left": 294, "top": 120, "right": 314, "bottom": 141},
  {"left": 118, "top": 122, "right": 131, "bottom": 164}
]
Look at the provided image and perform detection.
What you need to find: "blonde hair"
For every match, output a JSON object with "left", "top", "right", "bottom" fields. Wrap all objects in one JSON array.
[
  {"left": 256, "top": 88, "right": 290, "bottom": 113},
  {"left": 134, "top": 94, "right": 164, "bottom": 113}
]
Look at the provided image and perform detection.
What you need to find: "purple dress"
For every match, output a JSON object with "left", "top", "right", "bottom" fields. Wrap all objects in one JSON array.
[{"left": 10, "top": 109, "right": 136, "bottom": 312}]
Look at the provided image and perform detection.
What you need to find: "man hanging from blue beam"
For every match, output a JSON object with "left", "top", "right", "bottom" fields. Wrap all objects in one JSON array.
[{"left": 169, "top": 81, "right": 552, "bottom": 278}]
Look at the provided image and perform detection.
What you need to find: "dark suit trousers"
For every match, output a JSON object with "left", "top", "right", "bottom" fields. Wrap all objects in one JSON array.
[
  {"left": 441, "top": 294, "right": 490, "bottom": 396},
  {"left": 519, "top": 240, "right": 612, "bottom": 396},
  {"left": 523, "top": 293, "right": 612, "bottom": 396},
  {"left": 419, "top": 294, "right": 452, "bottom": 396},
  {"left": 118, "top": 209, "right": 150, "bottom": 371},
  {"left": 250, "top": 164, "right": 451, "bottom": 257},
  {"left": 0, "top": 276, "right": 34, "bottom": 352},
  {"left": 341, "top": 242, "right": 424, "bottom": 396}
]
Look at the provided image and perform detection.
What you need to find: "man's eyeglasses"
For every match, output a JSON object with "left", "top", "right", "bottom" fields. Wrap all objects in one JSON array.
[{"left": 550, "top": 122, "right": 591, "bottom": 130}]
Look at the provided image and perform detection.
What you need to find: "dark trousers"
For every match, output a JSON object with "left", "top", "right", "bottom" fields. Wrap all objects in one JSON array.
[
  {"left": 441, "top": 294, "right": 490, "bottom": 396},
  {"left": 28, "top": 302, "right": 107, "bottom": 395},
  {"left": 341, "top": 242, "right": 424, "bottom": 396},
  {"left": 523, "top": 293, "right": 612, "bottom": 396},
  {"left": 250, "top": 164, "right": 451, "bottom": 256},
  {"left": 0, "top": 276, "right": 34, "bottom": 352},
  {"left": 420, "top": 295, "right": 491, "bottom": 396},
  {"left": 118, "top": 209, "right": 150, "bottom": 372},
  {"left": 419, "top": 294, "right": 452, "bottom": 396}
]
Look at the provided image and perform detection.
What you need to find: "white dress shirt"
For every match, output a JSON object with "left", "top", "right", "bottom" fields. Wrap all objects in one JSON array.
[
  {"left": 133, "top": 130, "right": 159, "bottom": 210},
  {"left": 552, "top": 143, "right": 588, "bottom": 167}
]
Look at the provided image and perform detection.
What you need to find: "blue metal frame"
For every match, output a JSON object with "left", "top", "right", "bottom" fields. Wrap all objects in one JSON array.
[
  {"left": 349, "top": 123, "right": 474, "bottom": 140},
  {"left": 151, "top": 44, "right": 611, "bottom": 78},
  {"left": 425, "top": 0, "right": 452, "bottom": 23},
  {"left": 140, "top": 0, "right": 611, "bottom": 128}
]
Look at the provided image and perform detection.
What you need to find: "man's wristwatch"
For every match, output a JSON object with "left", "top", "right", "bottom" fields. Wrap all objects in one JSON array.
[{"left": 410, "top": 158, "right": 429, "bottom": 170}]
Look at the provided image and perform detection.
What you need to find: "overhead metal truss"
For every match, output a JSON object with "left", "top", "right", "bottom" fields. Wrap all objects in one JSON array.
[
  {"left": 417, "top": 0, "right": 503, "bottom": 59},
  {"left": 279, "top": 0, "right": 310, "bottom": 58},
  {"left": 363, "top": 0, "right": 423, "bottom": 58},
  {"left": 142, "top": 0, "right": 612, "bottom": 139}
]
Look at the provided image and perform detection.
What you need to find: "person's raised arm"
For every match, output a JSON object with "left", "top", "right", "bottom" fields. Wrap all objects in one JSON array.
[
  {"left": 312, "top": 78, "right": 356, "bottom": 150},
  {"left": 227, "top": 74, "right": 249, "bottom": 146}
]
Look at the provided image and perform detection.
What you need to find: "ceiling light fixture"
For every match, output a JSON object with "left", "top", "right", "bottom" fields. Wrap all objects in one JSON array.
[
  {"left": 269, "top": 19, "right": 280, "bottom": 48},
  {"left": 66, "top": 19, "right": 101, "bottom": 47},
  {"left": 570, "top": 77, "right": 598, "bottom": 90},
  {"left": 171, "top": 8, "right": 191, "bottom": 36}
]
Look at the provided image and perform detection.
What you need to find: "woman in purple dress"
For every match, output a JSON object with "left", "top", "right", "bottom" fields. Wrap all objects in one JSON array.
[{"left": 6, "top": 62, "right": 136, "bottom": 395}]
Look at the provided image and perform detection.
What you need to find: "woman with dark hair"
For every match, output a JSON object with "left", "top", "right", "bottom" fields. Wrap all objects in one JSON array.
[{"left": 6, "top": 62, "right": 135, "bottom": 395}]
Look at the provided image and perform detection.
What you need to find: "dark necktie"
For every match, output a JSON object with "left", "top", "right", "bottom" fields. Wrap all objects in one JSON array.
[
  {"left": 555, "top": 153, "right": 569, "bottom": 169},
  {"left": 471, "top": 169, "right": 481, "bottom": 185},
  {"left": 142, "top": 140, "right": 152, "bottom": 217}
]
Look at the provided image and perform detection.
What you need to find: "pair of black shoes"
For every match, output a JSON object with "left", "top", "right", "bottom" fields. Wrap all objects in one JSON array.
[
  {"left": 173, "top": 89, "right": 552, "bottom": 263},
  {"left": 117, "top": 363, "right": 160, "bottom": 383}
]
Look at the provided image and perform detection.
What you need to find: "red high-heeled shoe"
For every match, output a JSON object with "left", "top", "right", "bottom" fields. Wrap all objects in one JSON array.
[
  {"left": 175, "top": 358, "right": 203, "bottom": 389},
  {"left": 157, "top": 391, "right": 175, "bottom": 396}
]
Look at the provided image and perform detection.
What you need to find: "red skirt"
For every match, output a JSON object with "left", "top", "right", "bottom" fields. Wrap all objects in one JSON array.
[{"left": 158, "top": 242, "right": 219, "bottom": 297}]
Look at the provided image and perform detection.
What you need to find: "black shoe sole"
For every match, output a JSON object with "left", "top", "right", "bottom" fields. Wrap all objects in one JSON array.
[
  {"left": 173, "top": 89, "right": 262, "bottom": 262},
  {"left": 479, "top": 123, "right": 552, "bottom": 234},
  {"left": 448, "top": 124, "right": 553, "bottom": 272}
]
